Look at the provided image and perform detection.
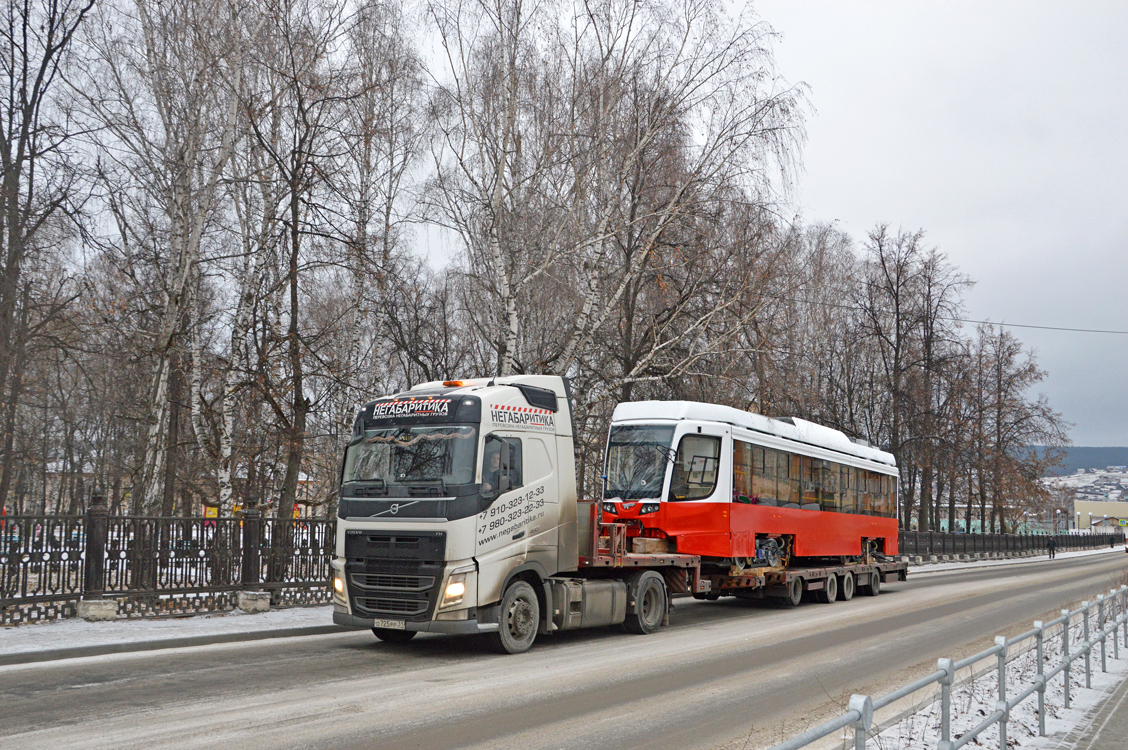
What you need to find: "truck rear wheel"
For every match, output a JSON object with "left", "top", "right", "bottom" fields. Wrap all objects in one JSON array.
[
  {"left": 484, "top": 580, "right": 539, "bottom": 654},
  {"left": 839, "top": 572, "right": 855, "bottom": 601},
  {"left": 784, "top": 577, "right": 803, "bottom": 606},
  {"left": 816, "top": 573, "right": 838, "bottom": 603},
  {"left": 622, "top": 571, "right": 667, "bottom": 635},
  {"left": 860, "top": 571, "right": 881, "bottom": 596},
  {"left": 372, "top": 628, "right": 417, "bottom": 644}
]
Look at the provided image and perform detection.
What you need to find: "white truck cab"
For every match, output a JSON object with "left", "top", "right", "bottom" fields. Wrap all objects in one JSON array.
[{"left": 331, "top": 375, "right": 579, "bottom": 652}]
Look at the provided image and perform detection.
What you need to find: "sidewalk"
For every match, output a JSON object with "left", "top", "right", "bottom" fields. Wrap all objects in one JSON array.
[
  {"left": 0, "top": 604, "right": 343, "bottom": 666},
  {"left": 1060, "top": 670, "right": 1128, "bottom": 750},
  {"left": 908, "top": 544, "right": 1124, "bottom": 574},
  {"left": 1029, "top": 652, "right": 1128, "bottom": 750}
]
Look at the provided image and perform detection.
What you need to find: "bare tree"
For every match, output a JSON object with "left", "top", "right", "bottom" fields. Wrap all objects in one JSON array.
[
  {"left": 74, "top": 0, "right": 243, "bottom": 511},
  {"left": 0, "top": 0, "right": 94, "bottom": 507}
]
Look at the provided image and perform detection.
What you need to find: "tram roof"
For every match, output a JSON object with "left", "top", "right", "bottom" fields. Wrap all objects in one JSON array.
[{"left": 612, "top": 400, "right": 896, "bottom": 468}]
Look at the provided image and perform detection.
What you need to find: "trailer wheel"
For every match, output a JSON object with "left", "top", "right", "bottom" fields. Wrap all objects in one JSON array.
[
  {"left": 372, "top": 628, "right": 417, "bottom": 644},
  {"left": 839, "top": 572, "right": 855, "bottom": 601},
  {"left": 785, "top": 577, "right": 803, "bottom": 607},
  {"left": 860, "top": 571, "right": 881, "bottom": 596},
  {"left": 623, "top": 571, "right": 667, "bottom": 635},
  {"left": 816, "top": 573, "right": 838, "bottom": 603},
  {"left": 484, "top": 580, "right": 539, "bottom": 654}
]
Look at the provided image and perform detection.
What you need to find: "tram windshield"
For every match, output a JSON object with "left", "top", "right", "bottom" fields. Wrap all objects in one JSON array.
[
  {"left": 343, "top": 425, "right": 479, "bottom": 486},
  {"left": 604, "top": 424, "right": 677, "bottom": 500}
]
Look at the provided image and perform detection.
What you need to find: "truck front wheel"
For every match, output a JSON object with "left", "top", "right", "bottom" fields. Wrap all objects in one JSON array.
[
  {"left": 485, "top": 580, "right": 540, "bottom": 654},
  {"left": 623, "top": 571, "right": 667, "bottom": 635}
]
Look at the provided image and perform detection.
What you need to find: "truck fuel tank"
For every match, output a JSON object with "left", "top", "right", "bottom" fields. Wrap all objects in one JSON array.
[{"left": 550, "top": 578, "right": 627, "bottom": 630}]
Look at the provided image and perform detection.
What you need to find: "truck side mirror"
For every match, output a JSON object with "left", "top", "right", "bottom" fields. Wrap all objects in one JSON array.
[{"left": 499, "top": 475, "right": 511, "bottom": 494}]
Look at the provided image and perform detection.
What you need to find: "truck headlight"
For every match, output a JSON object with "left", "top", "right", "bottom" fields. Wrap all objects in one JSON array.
[
  {"left": 442, "top": 573, "right": 467, "bottom": 608},
  {"left": 331, "top": 570, "right": 347, "bottom": 604}
]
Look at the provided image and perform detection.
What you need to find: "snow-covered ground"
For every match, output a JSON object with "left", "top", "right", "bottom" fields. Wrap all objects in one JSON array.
[
  {"left": 833, "top": 617, "right": 1128, "bottom": 750},
  {"left": 1045, "top": 467, "right": 1128, "bottom": 503},
  {"left": 0, "top": 604, "right": 336, "bottom": 656}
]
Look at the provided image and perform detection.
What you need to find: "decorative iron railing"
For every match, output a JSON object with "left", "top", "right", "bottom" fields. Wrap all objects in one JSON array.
[
  {"left": 899, "top": 530, "right": 1123, "bottom": 557},
  {"left": 0, "top": 499, "right": 335, "bottom": 625},
  {"left": 767, "top": 587, "right": 1128, "bottom": 750}
]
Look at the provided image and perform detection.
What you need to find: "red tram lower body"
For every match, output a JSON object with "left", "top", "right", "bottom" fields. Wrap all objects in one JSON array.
[{"left": 606, "top": 502, "right": 899, "bottom": 559}]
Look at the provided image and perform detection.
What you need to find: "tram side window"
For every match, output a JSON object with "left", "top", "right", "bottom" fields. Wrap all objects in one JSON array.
[
  {"left": 781, "top": 452, "right": 800, "bottom": 505},
  {"left": 840, "top": 466, "right": 856, "bottom": 514},
  {"left": 733, "top": 440, "right": 753, "bottom": 501},
  {"left": 818, "top": 460, "right": 838, "bottom": 512},
  {"left": 754, "top": 447, "right": 778, "bottom": 504},
  {"left": 859, "top": 471, "right": 874, "bottom": 515},
  {"left": 799, "top": 456, "right": 818, "bottom": 508},
  {"left": 858, "top": 472, "right": 895, "bottom": 517},
  {"left": 883, "top": 475, "right": 897, "bottom": 518},
  {"left": 669, "top": 435, "right": 721, "bottom": 501},
  {"left": 875, "top": 473, "right": 889, "bottom": 517}
]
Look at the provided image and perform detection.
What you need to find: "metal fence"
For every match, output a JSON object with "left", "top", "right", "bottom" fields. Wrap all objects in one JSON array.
[
  {"left": 768, "top": 586, "right": 1128, "bottom": 750},
  {"left": 0, "top": 495, "right": 334, "bottom": 625},
  {"left": 899, "top": 530, "right": 1124, "bottom": 557}
]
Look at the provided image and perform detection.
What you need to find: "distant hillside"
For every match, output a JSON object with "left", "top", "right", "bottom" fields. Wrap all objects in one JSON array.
[{"left": 1034, "top": 446, "right": 1128, "bottom": 477}]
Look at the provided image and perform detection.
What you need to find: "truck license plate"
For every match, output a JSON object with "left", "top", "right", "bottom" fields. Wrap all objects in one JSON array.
[{"left": 372, "top": 618, "right": 406, "bottom": 630}]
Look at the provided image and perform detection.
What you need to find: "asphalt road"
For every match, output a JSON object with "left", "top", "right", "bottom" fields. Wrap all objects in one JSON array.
[{"left": 2, "top": 552, "right": 1125, "bottom": 750}]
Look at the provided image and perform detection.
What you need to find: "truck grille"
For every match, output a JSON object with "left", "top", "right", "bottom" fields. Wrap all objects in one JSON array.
[
  {"left": 351, "top": 573, "right": 435, "bottom": 592},
  {"left": 344, "top": 531, "right": 446, "bottom": 622},
  {"left": 355, "top": 598, "right": 429, "bottom": 617}
]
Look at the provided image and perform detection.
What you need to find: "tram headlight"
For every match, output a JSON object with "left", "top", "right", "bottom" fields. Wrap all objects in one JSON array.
[
  {"left": 639, "top": 503, "right": 660, "bottom": 515},
  {"left": 602, "top": 502, "right": 617, "bottom": 515}
]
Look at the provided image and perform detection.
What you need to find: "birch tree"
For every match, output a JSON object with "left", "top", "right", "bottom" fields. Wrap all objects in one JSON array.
[{"left": 75, "top": 0, "right": 243, "bottom": 511}]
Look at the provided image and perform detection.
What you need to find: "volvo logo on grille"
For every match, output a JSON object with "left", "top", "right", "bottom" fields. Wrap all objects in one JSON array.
[{"left": 389, "top": 503, "right": 399, "bottom": 515}]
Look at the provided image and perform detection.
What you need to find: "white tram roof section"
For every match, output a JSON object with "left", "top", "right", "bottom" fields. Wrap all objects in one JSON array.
[{"left": 612, "top": 400, "right": 896, "bottom": 468}]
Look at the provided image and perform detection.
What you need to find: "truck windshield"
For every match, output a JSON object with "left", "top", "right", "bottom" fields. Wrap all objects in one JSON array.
[
  {"left": 343, "top": 425, "right": 478, "bottom": 486},
  {"left": 604, "top": 424, "right": 676, "bottom": 500}
]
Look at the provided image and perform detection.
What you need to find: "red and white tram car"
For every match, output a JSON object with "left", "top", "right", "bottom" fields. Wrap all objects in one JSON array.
[{"left": 602, "top": 401, "right": 899, "bottom": 564}]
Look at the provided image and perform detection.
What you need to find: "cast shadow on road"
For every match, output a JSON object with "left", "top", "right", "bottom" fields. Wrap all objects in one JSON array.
[{"left": 335, "top": 584, "right": 906, "bottom": 660}]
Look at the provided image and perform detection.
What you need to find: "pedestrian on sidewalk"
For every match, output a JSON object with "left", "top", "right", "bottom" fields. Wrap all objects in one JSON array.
[{"left": 1047, "top": 536, "right": 1056, "bottom": 560}]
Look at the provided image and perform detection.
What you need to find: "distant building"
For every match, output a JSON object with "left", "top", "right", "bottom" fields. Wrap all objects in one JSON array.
[{"left": 1074, "top": 499, "right": 1128, "bottom": 530}]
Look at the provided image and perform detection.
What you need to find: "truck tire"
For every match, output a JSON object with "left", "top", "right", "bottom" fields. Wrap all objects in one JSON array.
[
  {"left": 484, "top": 580, "right": 539, "bottom": 654},
  {"left": 839, "top": 572, "right": 855, "bottom": 601},
  {"left": 785, "top": 577, "right": 803, "bottom": 607},
  {"left": 372, "top": 628, "right": 417, "bottom": 644},
  {"left": 622, "top": 571, "right": 667, "bottom": 635},
  {"left": 816, "top": 573, "right": 838, "bottom": 603},
  {"left": 860, "top": 571, "right": 881, "bottom": 596}
]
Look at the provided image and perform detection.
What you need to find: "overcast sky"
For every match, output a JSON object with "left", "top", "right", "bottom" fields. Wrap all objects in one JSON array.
[{"left": 754, "top": 1, "right": 1128, "bottom": 446}]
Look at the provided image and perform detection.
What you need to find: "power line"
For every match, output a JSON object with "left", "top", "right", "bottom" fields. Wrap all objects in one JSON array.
[
  {"left": 949, "top": 319, "right": 1128, "bottom": 336},
  {"left": 768, "top": 294, "right": 1128, "bottom": 336}
]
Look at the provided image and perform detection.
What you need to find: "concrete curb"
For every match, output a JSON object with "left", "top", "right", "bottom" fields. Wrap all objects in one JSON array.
[{"left": 0, "top": 623, "right": 352, "bottom": 667}]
